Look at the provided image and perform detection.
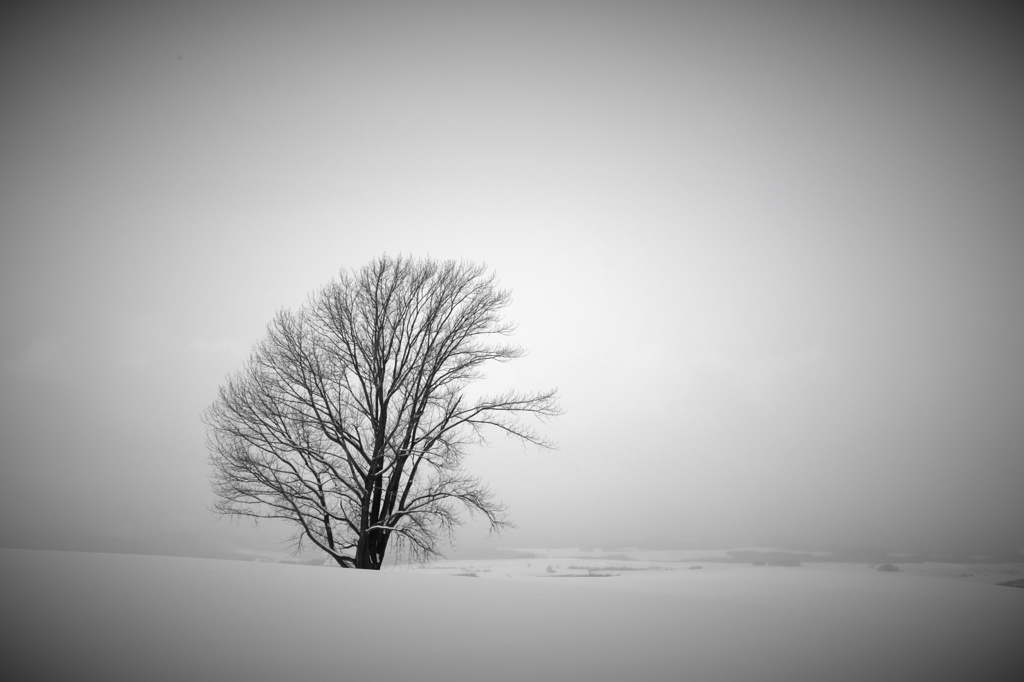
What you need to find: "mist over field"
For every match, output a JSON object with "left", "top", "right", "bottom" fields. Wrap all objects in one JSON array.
[{"left": 2, "top": 0, "right": 1023, "bottom": 564}]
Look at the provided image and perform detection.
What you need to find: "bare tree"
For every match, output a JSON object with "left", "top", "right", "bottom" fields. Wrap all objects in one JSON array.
[{"left": 204, "top": 255, "right": 560, "bottom": 569}]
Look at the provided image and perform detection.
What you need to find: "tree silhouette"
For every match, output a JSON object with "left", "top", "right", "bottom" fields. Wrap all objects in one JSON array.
[{"left": 205, "top": 255, "right": 560, "bottom": 568}]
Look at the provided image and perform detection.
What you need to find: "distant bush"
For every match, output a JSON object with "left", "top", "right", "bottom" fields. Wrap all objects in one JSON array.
[
  {"left": 728, "top": 550, "right": 817, "bottom": 565},
  {"left": 567, "top": 564, "right": 671, "bottom": 572},
  {"left": 877, "top": 564, "right": 900, "bottom": 572}
]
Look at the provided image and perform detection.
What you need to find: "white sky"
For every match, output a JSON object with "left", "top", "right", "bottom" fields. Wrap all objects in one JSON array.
[{"left": 2, "top": 0, "right": 1022, "bottom": 557}]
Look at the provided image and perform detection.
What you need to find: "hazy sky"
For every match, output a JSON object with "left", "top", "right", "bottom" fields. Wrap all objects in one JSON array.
[{"left": 2, "top": 0, "right": 1022, "bottom": 558}]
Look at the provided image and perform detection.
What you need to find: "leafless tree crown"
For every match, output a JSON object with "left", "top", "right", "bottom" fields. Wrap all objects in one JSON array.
[{"left": 204, "top": 255, "right": 561, "bottom": 568}]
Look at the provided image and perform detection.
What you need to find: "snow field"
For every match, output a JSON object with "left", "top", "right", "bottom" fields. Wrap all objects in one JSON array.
[{"left": 2, "top": 549, "right": 1021, "bottom": 681}]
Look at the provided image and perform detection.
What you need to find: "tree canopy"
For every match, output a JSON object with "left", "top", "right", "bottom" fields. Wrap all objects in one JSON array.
[{"left": 204, "top": 255, "right": 560, "bottom": 568}]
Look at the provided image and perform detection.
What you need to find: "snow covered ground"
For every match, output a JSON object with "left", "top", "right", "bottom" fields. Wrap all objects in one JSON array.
[{"left": 2, "top": 548, "right": 1021, "bottom": 681}]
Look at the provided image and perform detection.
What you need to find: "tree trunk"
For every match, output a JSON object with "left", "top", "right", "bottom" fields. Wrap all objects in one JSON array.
[{"left": 354, "top": 531, "right": 384, "bottom": 569}]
